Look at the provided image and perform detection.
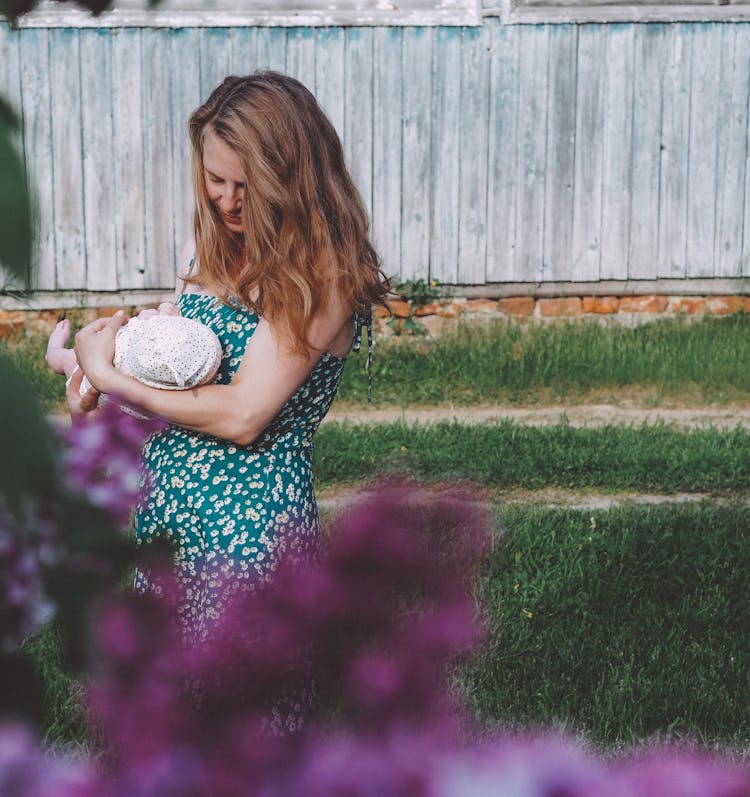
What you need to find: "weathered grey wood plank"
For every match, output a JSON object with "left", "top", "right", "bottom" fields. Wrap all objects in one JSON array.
[
  {"left": 200, "top": 27, "right": 232, "bottom": 100},
  {"left": 286, "top": 27, "right": 316, "bottom": 86},
  {"left": 371, "top": 27, "right": 402, "bottom": 280},
  {"left": 686, "top": 23, "right": 721, "bottom": 278},
  {"left": 628, "top": 24, "right": 663, "bottom": 279},
  {"left": 50, "top": 28, "right": 86, "bottom": 290},
  {"left": 457, "top": 25, "right": 490, "bottom": 284},
  {"left": 657, "top": 23, "right": 691, "bottom": 278},
  {"left": 431, "top": 26, "right": 462, "bottom": 283},
  {"left": 141, "top": 30, "right": 175, "bottom": 288},
  {"left": 256, "top": 27, "right": 287, "bottom": 72},
  {"left": 599, "top": 25, "right": 634, "bottom": 281},
  {"left": 111, "top": 28, "right": 146, "bottom": 289},
  {"left": 171, "top": 28, "right": 202, "bottom": 269},
  {"left": 542, "top": 24, "right": 576, "bottom": 282},
  {"left": 514, "top": 25, "right": 549, "bottom": 282},
  {"left": 486, "top": 22, "right": 519, "bottom": 283},
  {"left": 228, "top": 26, "right": 260, "bottom": 75},
  {"left": 571, "top": 24, "right": 605, "bottom": 281},
  {"left": 0, "top": 26, "right": 25, "bottom": 288},
  {"left": 717, "top": 24, "right": 750, "bottom": 277},
  {"left": 400, "top": 27, "right": 432, "bottom": 282},
  {"left": 314, "top": 27, "right": 345, "bottom": 133},
  {"left": 80, "top": 31, "right": 117, "bottom": 291},
  {"left": 343, "top": 28, "right": 373, "bottom": 222}
]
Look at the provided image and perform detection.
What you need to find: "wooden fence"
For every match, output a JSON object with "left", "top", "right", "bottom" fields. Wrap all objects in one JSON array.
[{"left": 2, "top": 19, "right": 750, "bottom": 302}]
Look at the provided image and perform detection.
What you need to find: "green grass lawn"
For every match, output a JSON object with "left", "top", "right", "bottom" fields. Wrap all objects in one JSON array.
[
  {"left": 28, "top": 502, "right": 750, "bottom": 752},
  {"left": 338, "top": 314, "right": 750, "bottom": 406},
  {"left": 4, "top": 314, "right": 750, "bottom": 412},
  {"left": 314, "top": 420, "right": 750, "bottom": 493},
  {"left": 463, "top": 503, "right": 750, "bottom": 750}
]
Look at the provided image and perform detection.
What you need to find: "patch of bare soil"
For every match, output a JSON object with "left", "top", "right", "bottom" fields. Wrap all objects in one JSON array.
[
  {"left": 324, "top": 403, "right": 750, "bottom": 430},
  {"left": 317, "top": 485, "right": 750, "bottom": 514}
]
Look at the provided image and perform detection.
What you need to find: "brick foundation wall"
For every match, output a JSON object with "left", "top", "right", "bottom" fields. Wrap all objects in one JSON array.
[
  {"left": 1, "top": 294, "right": 749, "bottom": 341},
  {"left": 377, "top": 294, "right": 750, "bottom": 337}
]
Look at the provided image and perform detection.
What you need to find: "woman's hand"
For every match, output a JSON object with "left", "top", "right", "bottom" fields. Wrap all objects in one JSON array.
[
  {"left": 73, "top": 312, "right": 128, "bottom": 393},
  {"left": 65, "top": 365, "right": 101, "bottom": 417}
]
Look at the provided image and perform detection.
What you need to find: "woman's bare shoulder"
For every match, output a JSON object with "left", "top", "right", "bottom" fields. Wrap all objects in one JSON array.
[{"left": 174, "top": 238, "right": 201, "bottom": 296}]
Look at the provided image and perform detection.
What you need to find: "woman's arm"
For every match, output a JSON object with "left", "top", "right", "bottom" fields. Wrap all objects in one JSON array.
[{"left": 74, "top": 302, "right": 352, "bottom": 446}]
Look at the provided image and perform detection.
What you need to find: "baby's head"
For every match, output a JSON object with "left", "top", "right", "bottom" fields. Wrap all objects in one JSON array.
[{"left": 115, "top": 315, "right": 223, "bottom": 390}]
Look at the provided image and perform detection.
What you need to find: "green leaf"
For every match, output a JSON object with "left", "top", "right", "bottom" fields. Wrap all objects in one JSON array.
[
  {"left": 0, "top": 359, "right": 57, "bottom": 511},
  {"left": 0, "top": 97, "right": 32, "bottom": 285}
]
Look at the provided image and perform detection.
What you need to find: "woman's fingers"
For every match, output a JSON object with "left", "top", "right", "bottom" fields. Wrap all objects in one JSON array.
[
  {"left": 74, "top": 312, "right": 126, "bottom": 390},
  {"left": 77, "top": 311, "right": 127, "bottom": 339},
  {"left": 65, "top": 363, "right": 100, "bottom": 417}
]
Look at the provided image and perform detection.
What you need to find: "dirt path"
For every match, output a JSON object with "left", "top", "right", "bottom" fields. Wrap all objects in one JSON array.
[
  {"left": 317, "top": 485, "right": 750, "bottom": 513},
  {"left": 324, "top": 403, "right": 750, "bottom": 429}
]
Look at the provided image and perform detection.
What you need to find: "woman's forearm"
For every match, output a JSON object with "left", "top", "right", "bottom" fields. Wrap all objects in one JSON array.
[{"left": 100, "top": 369, "right": 262, "bottom": 445}]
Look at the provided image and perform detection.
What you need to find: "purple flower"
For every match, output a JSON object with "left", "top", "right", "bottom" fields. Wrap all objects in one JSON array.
[
  {"left": 61, "top": 400, "right": 164, "bottom": 527},
  {"left": 0, "top": 723, "right": 99, "bottom": 797},
  {"left": 0, "top": 502, "right": 57, "bottom": 649},
  {"left": 612, "top": 748, "right": 750, "bottom": 797}
]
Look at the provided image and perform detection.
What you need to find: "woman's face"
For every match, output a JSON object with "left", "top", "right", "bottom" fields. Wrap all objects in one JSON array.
[{"left": 202, "top": 128, "right": 245, "bottom": 234}]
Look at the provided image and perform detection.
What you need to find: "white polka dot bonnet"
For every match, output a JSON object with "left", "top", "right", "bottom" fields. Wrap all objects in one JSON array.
[
  {"left": 115, "top": 315, "right": 223, "bottom": 390},
  {"left": 79, "top": 315, "right": 223, "bottom": 396}
]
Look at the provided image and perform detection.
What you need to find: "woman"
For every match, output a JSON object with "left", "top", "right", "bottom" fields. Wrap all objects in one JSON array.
[{"left": 72, "top": 72, "right": 388, "bottom": 638}]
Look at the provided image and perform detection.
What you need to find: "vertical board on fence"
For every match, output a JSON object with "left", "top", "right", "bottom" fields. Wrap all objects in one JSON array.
[
  {"left": 50, "top": 28, "right": 86, "bottom": 290},
  {"left": 514, "top": 25, "right": 549, "bottom": 283},
  {"left": 543, "top": 24, "right": 576, "bottom": 282},
  {"left": 257, "top": 28, "right": 287, "bottom": 73},
  {"left": 112, "top": 28, "right": 145, "bottom": 290},
  {"left": 400, "top": 27, "right": 432, "bottom": 282},
  {"left": 343, "top": 28, "right": 374, "bottom": 221},
  {"left": 0, "top": 25, "right": 25, "bottom": 289},
  {"left": 431, "top": 27, "right": 461, "bottom": 283},
  {"left": 200, "top": 28, "right": 232, "bottom": 102},
  {"left": 486, "top": 22, "right": 518, "bottom": 283},
  {"left": 371, "top": 27, "right": 402, "bottom": 280},
  {"left": 80, "top": 30, "right": 117, "bottom": 291},
  {"left": 599, "top": 25, "right": 634, "bottom": 281},
  {"left": 286, "top": 28, "right": 316, "bottom": 88},
  {"left": 228, "top": 27, "right": 260, "bottom": 76},
  {"left": 315, "top": 28, "right": 345, "bottom": 133},
  {"left": 628, "top": 24, "right": 663, "bottom": 279},
  {"left": 572, "top": 25, "right": 605, "bottom": 282},
  {"left": 657, "top": 23, "right": 691, "bottom": 278},
  {"left": 457, "top": 26, "right": 490, "bottom": 285},
  {"left": 142, "top": 30, "right": 175, "bottom": 289},
  {"left": 717, "top": 25, "right": 750, "bottom": 278},
  {"left": 171, "top": 29, "right": 202, "bottom": 267},
  {"left": 22, "top": 29, "right": 57, "bottom": 292},
  {"left": 686, "top": 24, "right": 721, "bottom": 278}
]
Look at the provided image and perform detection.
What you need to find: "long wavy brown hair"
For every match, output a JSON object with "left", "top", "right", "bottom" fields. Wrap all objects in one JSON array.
[{"left": 187, "top": 71, "right": 389, "bottom": 354}]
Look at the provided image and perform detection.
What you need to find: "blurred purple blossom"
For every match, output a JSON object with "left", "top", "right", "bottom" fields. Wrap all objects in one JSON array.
[
  {"left": 3, "top": 482, "right": 750, "bottom": 796},
  {"left": 0, "top": 502, "right": 57, "bottom": 649},
  {"left": 61, "top": 399, "right": 164, "bottom": 527},
  {"left": 0, "top": 723, "right": 98, "bottom": 797}
]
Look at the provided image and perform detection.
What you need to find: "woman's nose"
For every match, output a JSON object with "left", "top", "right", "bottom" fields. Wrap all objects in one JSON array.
[{"left": 219, "top": 185, "right": 241, "bottom": 210}]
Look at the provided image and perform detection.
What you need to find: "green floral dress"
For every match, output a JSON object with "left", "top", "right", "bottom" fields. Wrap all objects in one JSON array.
[{"left": 134, "top": 292, "right": 359, "bottom": 639}]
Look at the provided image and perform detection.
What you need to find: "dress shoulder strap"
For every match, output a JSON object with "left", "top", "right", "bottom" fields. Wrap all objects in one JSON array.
[
  {"left": 177, "top": 255, "right": 197, "bottom": 297},
  {"left": 352, "top": 311, "right": 374, "bottom": 404}
]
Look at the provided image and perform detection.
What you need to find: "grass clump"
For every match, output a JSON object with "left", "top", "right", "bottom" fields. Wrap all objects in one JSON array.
[
  {"left": 464, "top": 504, "right": 750, "bottom": 749},
  {"left": 338, "top": 315, "right": 750, "bottom": 405},
  {"left": 314, "top": 420, "right": 750, "bottom": 493},
  {"left": 21, "top": 622, "right": 89, "bottom": 749},
  {"left": 0, "top": 332, "right": 64, "bottom": 413}
]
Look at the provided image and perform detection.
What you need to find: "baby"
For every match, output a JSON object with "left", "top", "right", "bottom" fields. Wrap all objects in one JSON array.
[{"left": 47, "top": 303, "right": 223, "bottom": 404}]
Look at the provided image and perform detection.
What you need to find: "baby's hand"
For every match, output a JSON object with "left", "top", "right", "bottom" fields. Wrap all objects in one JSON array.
[
  {"left": 135, "top": 303, "right": 179, "bottom": 321},
  {"left": 157, "top": 302, "right": 180, "bottom": 317}
]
